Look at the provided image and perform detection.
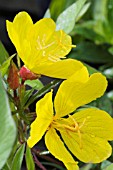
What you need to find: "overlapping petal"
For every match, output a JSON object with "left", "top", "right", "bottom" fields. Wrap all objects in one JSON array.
[
  {"left": 58, "top": 108, "right": 113, "bottom": 163},
  {"left": 72, "top": 108, "right": 113, "bottom": 140},
  {"left": 29, "top": 22, "right": 72, "bottom": 63},
  {"left": 6, "top": 11, "right": 33, "bottom": 53},
  {"left": 54, "top": 67, "right": 107, "bottom": 118},
  {"left": 31, "top": 59, "right": 84, "bottom": 79},
  {"left": 23, "top": 18, "right": 56, "bottom": 67},
  {"left": 27, "top": 91, "right": 53, "bottom": 148},
  {"left": 45, "top": 128, "right": 79, "bottom": 170},
  {"left": 61, "top": 130, "right": 112, "bottom": 163}
]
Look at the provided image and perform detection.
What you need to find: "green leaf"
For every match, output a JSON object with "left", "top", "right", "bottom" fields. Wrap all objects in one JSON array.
[
  {"left": 2, "top": 162, "right": 11, "bottom": 170},
  {"left": 0, "top": 41, "right": 9, "bottom": 65},
  {"left": 89, "top": 94, "right": 113, "bottom": 116},
  {"left": 50, "top": 0, "right": 66, "bottom": 20},
  {"left": 101, "top": 160, "right": 111, "bottom": 170},
  {"left": 0, "top": 54, "right": 16, "bottom": 76},
  {"left": 75, "top": 2, "right": 91, "bottom": 22},
  {"left": 24, "top": 79, "right": 44, "bottom": 90},
  {"left": 92, "top": 0, "right": 113, "bottom": 44},
  {"left": 23, "top": 89, "right": 35, "bottom": 107},
  {"left": 43, "top": 9, "right": 51, "bottom": 18},
  {"left": 56, "top": 0, "right": 87, "bottom": 33},
  {"left": 107, "top": 90, "right": 113, "bottom": 101},
  {"left": 0, "top": 76, "right": 16, "bottom": 169},
  {"left": 107, "top": 0, "right": 113, "bottom": 28},
  {"left": 25, "top": 146, "right": 35, "bottom": 170},
  {"left": 6, "top": 139, "right": 21, "bottom": 169},
  {"left": 84, "top": 63, "right": 98, "bottom": 75},
  {"left": 71, "top": 21, "right": 105, "bottom": 43},
  {"left": 105, "top": 164, "right": 113, "bottom": 170},
  {"left": 25, "top": 79, "right": 61, "bottom": 108},
  {"left": 93, "top": 0, "right": 108, "bottom": 21},
  {"left": 41, "top": 162, "right": 65, "bottom": 170},
  {"left": 80, "top": 163, "right": 93, "bottom": 170},
  {"left": 103, "top": 67, "right": 113, "bottom": 79},
  {"left": 69, "top": 42, "right": 113, "bottom": 64},
  {"left": 108, "top": 46, "right": 113, "bottom": 55},
  {"left": 11, "top": 144, "right": 25, "bottom": 170}
]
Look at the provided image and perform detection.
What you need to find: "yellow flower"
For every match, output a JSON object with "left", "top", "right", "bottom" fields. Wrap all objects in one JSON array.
[
  {"left": 6, "top": 11, "right": 83, "bottom": 79},
  {"left": 27, "top": 66, "right": 113, "bottom": 170}
]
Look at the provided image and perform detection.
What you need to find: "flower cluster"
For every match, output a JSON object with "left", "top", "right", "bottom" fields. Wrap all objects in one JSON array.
[{"left": 7, "top": 11, "right": 113, "bottom": 170}]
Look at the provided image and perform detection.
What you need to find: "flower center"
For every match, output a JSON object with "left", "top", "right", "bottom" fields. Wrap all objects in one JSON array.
[{"left": 51, "top": 115, "right": 86, "bottom": 149}]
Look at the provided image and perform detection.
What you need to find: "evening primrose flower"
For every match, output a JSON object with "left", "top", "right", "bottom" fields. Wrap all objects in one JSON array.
[
  {"left": 27, "top": 66, "right": 113, "bottom": 170},
  {"left": 6, "top": 11, "right": 83, "bottom": 79}
]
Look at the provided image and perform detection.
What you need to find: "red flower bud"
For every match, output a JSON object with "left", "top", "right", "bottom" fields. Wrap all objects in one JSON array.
[{"left": 19, "top": 66, "right": 40, "bottom": 82}]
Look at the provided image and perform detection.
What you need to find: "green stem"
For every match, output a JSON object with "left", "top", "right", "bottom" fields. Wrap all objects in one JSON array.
[{"left": 7, "top": 91, "right": 14, "bottom": 103}]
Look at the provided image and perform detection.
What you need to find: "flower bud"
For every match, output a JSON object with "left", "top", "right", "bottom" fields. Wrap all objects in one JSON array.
[
  {"left": 19, "top": 66, "right": 40, "bottom": 82},
  {"left": 7, "top": 62, "right": 19, "bottom": 90}
]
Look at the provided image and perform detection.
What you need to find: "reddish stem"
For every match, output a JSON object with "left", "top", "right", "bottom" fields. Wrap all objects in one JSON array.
[
  {"left": 32, "top": 148, "right": 63, "bottom": 167},
  {"left": 33, "top": 153, "right": 47, "bottom": 170}
]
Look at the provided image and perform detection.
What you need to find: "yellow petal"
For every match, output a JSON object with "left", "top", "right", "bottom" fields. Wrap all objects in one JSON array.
[
  {"left": 61, "top": 129, "right": 112, "bottom": 163},
  {"left": 6, "top": 11, "right": 33, "bottom": 53},
  {"left": 72, "top": 108, "right": 113, "bottom": 140},
  {"left": 30, "top": 59, "right": 84, "bottom": 79},
  {"left": 27, "top": 91, "right": 53, "bottom": 148},
  {"left": 54, "top": 70, "right": 107, "bottom": 118},
  {"left": 24, "top": 18, "right": 56, "bottom": 66},
  {"left": 58, "top": 108, "right": 113, "bottom": 163},
  {"left": 31, "top": 18, "right": 56, "bottom": 43},
  {"left": 25, "top": 26, "right": 73, "bottom": 71},
  {"left": 43, "top": 30, "right": 72, "bottom": 60},
  {"left": 45, "top": 128, "right": 79, "bottom": 170}
]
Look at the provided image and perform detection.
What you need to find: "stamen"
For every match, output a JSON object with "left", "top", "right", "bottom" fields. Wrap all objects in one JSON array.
[
  {"left": 68, "top": 115, "right": 79, "bottom": 131},
  {"left": 79, "top": 118, "right": 87, "bottom": 129},
  {"left": 48, "top": 56, "right": 60, "bottom": 62},
  {"left": 78, "top": 129, "right": 82, "bottom": 149},
  {"left": 71, "top": 44, "right": 76, "bottom": 48},
  {"left": 37, "top": 36, "right": 43, "bottom": 49},
  {"left": 59, "top": 30, "right": 63, "bottom": 43},
  {"left": 37, "top": 35, "right": 55, "bottom": 52},
  {"left": 52, "top": 121, "right": 76, "bottom": 131},
  {"left": 43, "top": 41, "right": 55, "bottom": 49},
  {"left": 42, "top": 34, "right": 46, "bottom": 46},
  {"left": 52, "top": 118, "right": 83, "bottom": 148},
  {"left": 68, "top": 115, "right": 82, "bottom": 148},
  {"left": 42, "top": 50, "right": 46, "bottom": 56}
]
